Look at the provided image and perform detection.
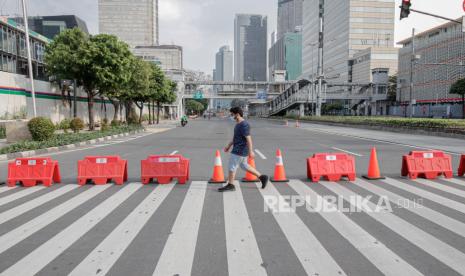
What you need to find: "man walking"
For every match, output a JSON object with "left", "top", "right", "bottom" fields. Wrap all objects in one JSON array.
[{"left": 218, "top": 107, "right": 268, "bottom": 192}]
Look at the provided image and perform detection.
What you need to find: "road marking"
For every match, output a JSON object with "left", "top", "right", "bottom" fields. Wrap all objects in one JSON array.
[
  {"left": 331, "top": 147, "right": 363, "bottom": 157},
  {"left": 305, "top": 127, "right": 462, "bottom": 156},
  {"left": 0, "top": 186, "right": 16, "bottom": 195},
  {"left": 254, "top": 149, "right": 267, "bottom": 160},
  {"left": 0, "top": 186, "right": 45, "bottom": 207},
  {"left": 443, "top": 178, "right": 465, "bottom": 187},
  {"left": 153, "top": 181, "right": 208, "bottom": 275},
  {"left": 170, "top": 150, "right": 178, "bottom": 155},
  {"left": 382, "top": 178, "right": 465, "bottom": 214},
  {"left": 0, "top": 185, "right": 111, "bottom": 255},
  {"left": 0, "top": 184, "right": 78, "bottom": 225},
  {"left": 223, "top": 182, "right": 267, "bottom": 276},
  {"left": 1, "top": 184, "right": 142, "bottom": 276},
  {"left": 258, "top": 181, "right": 346, "bottom": 275},
  {"left": 70, "top": 184, "right": 175, "bottom": 276},
  {"left": 353, "top": 179, "right": 465, "bottom": 238},
  {"left": 288, "top": 180, "right": 422, "bottom": 276},
  {"left": 414, "top": 178, "right": 465, "bottom": 199},
  {"left": 321, "top": 182, "right": 465, "bottom": 275}
]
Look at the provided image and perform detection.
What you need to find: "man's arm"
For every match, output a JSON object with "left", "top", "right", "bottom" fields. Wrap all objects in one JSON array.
[
  {"left": 224, "top": 140, "right": 233, "bottom": 152},
  {"left": 246, "top": 135, "right": 255, "bottom": 159}
]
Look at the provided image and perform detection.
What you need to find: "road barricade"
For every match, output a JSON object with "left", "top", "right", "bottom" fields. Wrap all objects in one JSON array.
[
  {"left": 7, "top": 157, "right": 61, "bottom": 187},
  {"left": 78, "top": 156, "right": 128, "bottom": 185},
  {"left": 401, "top": 151, "right": 453, "bottom": 180},
  {"left": 141, "top": 155, "right": 189, "bottom": 184},
  {"left": 307, "top": 153, "right": 356, "bottom": 182}
]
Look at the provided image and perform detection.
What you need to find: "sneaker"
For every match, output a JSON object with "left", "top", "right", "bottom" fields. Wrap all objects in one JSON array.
[
  {"left": 259, "top": 175, "right": 268, "bottom": 189},
  {"left": 218, "top": 183, "right": 236, "bottom": 192}
]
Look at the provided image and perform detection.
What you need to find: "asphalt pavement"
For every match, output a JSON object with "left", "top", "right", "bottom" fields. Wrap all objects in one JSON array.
[{"left": 1, "top": 118, "right": 465, "bottom": 275}]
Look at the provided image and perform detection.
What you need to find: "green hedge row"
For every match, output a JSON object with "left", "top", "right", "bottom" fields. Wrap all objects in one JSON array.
[
  {"left": 0, "top": 124, "right": 144, "bottom": 155},
  {"left": 283, "top": 115, "right": 465, "bottom": 130}
]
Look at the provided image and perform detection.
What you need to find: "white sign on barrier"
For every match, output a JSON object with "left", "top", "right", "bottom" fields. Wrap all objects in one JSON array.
[
  {"left": 158, "top": 157, "right": 180, "bottom": 163},
  {"left": 423, "top": 153, "right": 434, "bottom": 159},
  {"left": 96, "top": 158, "right": 108, "bottom": 164},
  {"left": 326, "top": 155, "right": 337, "bottom": 161},
  {"left": 16, "top": 160, "right": 21, "bottom": 166},
  {"left": 28, "top": 160, "right": 37, "bottom": 166}
]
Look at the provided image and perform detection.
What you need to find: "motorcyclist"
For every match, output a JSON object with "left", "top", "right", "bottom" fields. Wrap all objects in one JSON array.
[{"left": 181, "top": 115, "right": 188, "bottom": 126}]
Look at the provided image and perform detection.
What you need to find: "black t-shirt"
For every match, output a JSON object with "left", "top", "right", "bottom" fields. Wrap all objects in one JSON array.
[{"left": 232, "top": 120, "right": 250, "bottom": 157}]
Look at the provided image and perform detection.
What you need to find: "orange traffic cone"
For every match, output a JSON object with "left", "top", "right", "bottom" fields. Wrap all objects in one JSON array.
[
  {"left": 271, "top": 149, "right": 288, "bottom": 182},
  {"left": 208, "top": 150, "right": 227, "bottom": 183},
  {"left": 363, "top": 147, "right": 385, "bottom": 180},
  {"left": 241, "top": 157, "right": 259, "bottom": 182},
  {"left": 295, "top": 120, "right": 300, "bottom": 128}
]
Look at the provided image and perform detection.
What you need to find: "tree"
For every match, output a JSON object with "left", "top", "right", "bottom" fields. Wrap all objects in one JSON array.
[
  {"left": 148, "top": 64, "right": 177, "bottom": 124},
  {"left": 186, "top": 99, "right": 205, "bottom": 115},
  {"left": 90, "top": 34, "right": 133, "bottom": 122},
  {"left": 126, "top": 57, "right": 151, "bottom": 124},
  {"left": 387, "top": 75, "right": 397, "bottom": 102},
  {"left": 45, "top": 28, "right": 88, "bottom": 117},
  {"left": 450, "top": 78, "right": 465, "bottom": 119}
]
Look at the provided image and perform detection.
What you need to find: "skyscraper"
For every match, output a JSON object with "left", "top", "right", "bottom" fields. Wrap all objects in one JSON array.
[
  {"left": 302, "top": 0, "right": 395, "bottom": 86},
  {"left": 98, "top": 0, "right": 159, "bottom": 48},
  {"left": 215, "top": 46, "right": 234, "bottom": 82},
  {"left": 234, "top": 14, "right": 267, "bottom": 81},
  {"left": 277, "top": 0, "right": 303, "bottom": 40}
]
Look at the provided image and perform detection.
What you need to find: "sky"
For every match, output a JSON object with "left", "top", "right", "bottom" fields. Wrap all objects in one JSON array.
[{"left": 1, "top": 0, "right": 464, "bottom": 74}]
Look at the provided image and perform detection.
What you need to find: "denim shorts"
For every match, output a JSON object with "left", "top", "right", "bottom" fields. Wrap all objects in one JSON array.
[{"left": 228, "top": 153, "right": 251, "bottom": 172}]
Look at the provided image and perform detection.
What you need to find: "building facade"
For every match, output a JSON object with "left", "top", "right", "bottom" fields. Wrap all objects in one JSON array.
[
  {"left": 98, "top": 0, "right": 159, "bottom": 48},
  {"left": 302, "top": 0, "right": 395, "bottom": 86},
  {"left": 397, "top": 19, "right": 465, "bottom": 118},
  {"left": 277, "top": 0, "right": 303, "bottom": 40},
  {"left": 234, "top": 14, "right": 267, "bottom": 81},
  {"left": 133, "top": 45, "right": 183, "bottom": 82},
  {"left": 269, "top": 32, "right": 302, "bottom": 81},
  {"left": 11, "top": 15, "right": 89, "bottom": 39},
  {"left": 215, "top": 45, "right": 234, "bottom": 82}
]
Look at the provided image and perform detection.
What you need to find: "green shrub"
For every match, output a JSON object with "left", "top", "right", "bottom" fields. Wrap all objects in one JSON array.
[
  {"left": 27, "top": 117, "right": 56, "bottom": 141},
  {"left": 58, "top": 118, "right": 71, "bottom": 133},
  {"left": 111, "top": 119, "right": 122, "bottom": 127},
  {"left": 0, "top": 126, "right": 5, "bottom": 139},
  {"left": 70, "top": 118, "right": 85, "bottom": 133}
]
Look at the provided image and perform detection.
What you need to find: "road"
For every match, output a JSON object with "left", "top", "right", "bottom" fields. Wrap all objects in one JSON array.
[{"left": 1, "top": 118, "right": 465, "bottom": 275}]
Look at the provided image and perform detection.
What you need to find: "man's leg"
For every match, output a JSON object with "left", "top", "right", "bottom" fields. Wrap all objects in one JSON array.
[
  {"left": 219, "top": 154, "right": 240, "bottom": 192},
  {"left": 240, "top": 158, "right": 268, "bottom": 189}
]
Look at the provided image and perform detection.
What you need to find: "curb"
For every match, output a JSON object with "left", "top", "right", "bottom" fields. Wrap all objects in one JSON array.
[
  {"left": 0, "top": 129, "right": 146, "bottom": 161},
  {"left": 257, "top": 117, "right": 465, "bottom": 140}
]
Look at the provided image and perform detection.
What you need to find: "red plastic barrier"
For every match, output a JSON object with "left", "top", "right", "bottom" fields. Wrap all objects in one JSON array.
[
  {"left": 141, "top": 155, "right": 189, "bottom": 184},
  {"left": 459, "top": 155, "right": 465, "bottom": 177},
  {"left": 7, "top": 157, "right": 61, "bottom": 187},
  {"left": 307, "top": 153, "right": 356, "bottom": 182},
  {"left": 78, "top": 156, "right": 128, "bottom": 185},
  {"left": 401, "top": 151, "right": 453, "bottom": 180}
]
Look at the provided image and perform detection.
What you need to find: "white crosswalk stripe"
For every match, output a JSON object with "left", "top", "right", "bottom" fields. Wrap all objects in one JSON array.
[
  {"left": 1, "top": 184, "right": 141, "bottom": 276},
  {"left": 223, "top": 182, "right": 267, "bottom": 276},
  {"left": 153, "top": 181, "right": 208, "bottom": 275},
  {"left": 0, "top": 185, "right": 111, "bottom": 255},
  {"left": 443, "top": 178, "right": 465, "bottom": 187},
  {"left": 321, "top": 181, "right": 465, "bottom": 275},
  {"left": 414, "top": 178, "right": 465, "bottom": 198},
  {"left": 2, "top": 179, "right": 465, "bottom": 275},
  {"left": 258, "top": 181, "right": 346, "bottom": 275},
  {"left": 382, "top": 177, "right": 465, "bottom": 214},
  {"left": 353, "top": 179, "right": 465, "bottom": 237},
  {"left": 70, "top": 184, "right": 175, "bottom": 276},
  {"left": 0, "top": 186, "right": 16, "bottom": 196},
  {"left": 288, "top": 180, "right": 423, "bottom": 276},
  {"left": 0, "top": 185, "right": 78, "bottom": 225},
  {"left": 0, "top": 186, "right": 45, "bottom": 207}
]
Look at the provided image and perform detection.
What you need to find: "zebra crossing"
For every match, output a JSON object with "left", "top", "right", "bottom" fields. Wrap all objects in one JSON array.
[{"left": 0, "top": 177, "right": 465, "bottom": 276}]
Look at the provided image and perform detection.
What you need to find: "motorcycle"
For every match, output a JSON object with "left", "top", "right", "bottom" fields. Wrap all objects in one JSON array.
[{"left": 181, "top": 120, "right": 188, "bottom": 127}]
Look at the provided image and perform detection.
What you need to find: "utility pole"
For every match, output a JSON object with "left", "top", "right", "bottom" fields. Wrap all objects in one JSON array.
[
  {"left": 316, "top": 0, "right": 324, "bottom": 117},
  {"left": 21, "top": 0, "right": 37, "bottom": 117},
  {"left": 408, "top": 28, "right": 415, "bottom": 118}
]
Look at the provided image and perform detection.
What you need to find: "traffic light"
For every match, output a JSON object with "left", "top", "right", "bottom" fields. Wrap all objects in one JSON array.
[{"left": 400, "top": 0, "right": 411, "bottom": 20}]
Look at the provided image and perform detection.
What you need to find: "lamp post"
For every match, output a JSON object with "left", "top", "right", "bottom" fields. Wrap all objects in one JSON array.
[{"left": 21, "top": 0, "right": 37, "bottom": 117}]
